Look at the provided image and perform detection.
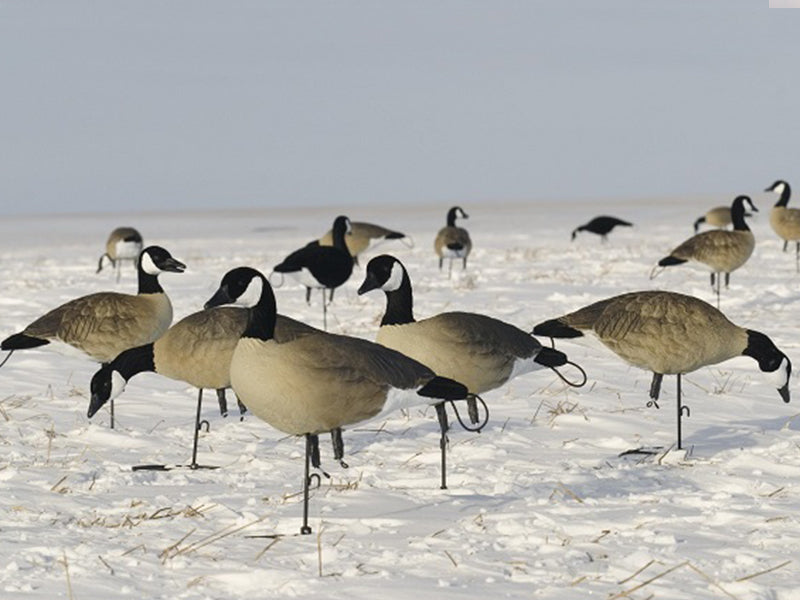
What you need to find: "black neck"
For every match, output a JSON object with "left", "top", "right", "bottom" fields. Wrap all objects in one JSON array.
[
  {"left": 381, "top": 272, "right": 415, "bottom": 326},
  {"left": 446, "top": 208, "right": 459, "bottom": 227},
  {"left": 332, "top": 222, "right": 349, "bottom": 252},
  {"left": 137, "top": 266, "right": 164, "bottom": 294},
  {"left": 112, "top": 344, "right": 156, "bottom": 381},
  {"left": 775, "top": 182, "right": 792, "bottom": 208},
  {"left": 731, "top": 198, "right": 751, "bottom": 232},
  {"left": 242, "top": 277, "right": 277, "bottom": 341}
]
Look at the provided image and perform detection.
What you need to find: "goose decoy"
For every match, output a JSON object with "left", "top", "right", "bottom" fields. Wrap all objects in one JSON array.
[
  {"left": 87, "top": 306, "right": 318, "bottom": 470},
  {"left": 765, "top": 180, "right": 800, "bottom": 271},
  {"left": 571, "top": 216, "right": 632, "bottom": 242},
  {"left": 654, "top": 195, "right": 757, "bottom": 305},
  {"left": 1, "top": 246, "right": 186, "bottom": 427},
  {"left": 205, "top": 266, "right": 484, "bottom": 534},
  {"left": 273, "top": 215, "right": 354, "bottom": 330},
  {"left": 533, "top": 291, "right": 791, "bottom": 450},
  {"left": 357, "top": 255, "right": 581, "bottom": 406},
  {"left": 694, "top": 205, "right": 753, "bottom": 233},
  {"left": 318, "top": 221, "right": 409, "bottom": 265},
  {"left": 97, "top": 226, "right": 143, "bottom": 282},
  {"left": 434, "top": 206, "right": 472, "bottom": 275}
]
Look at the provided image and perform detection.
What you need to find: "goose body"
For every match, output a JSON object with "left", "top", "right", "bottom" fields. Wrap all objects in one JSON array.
[
  {"left": 97, "top": 226, "right": 143, "bottom": 281},
  {"left": 692, "top": 206, "right": 748, "bottom": 233},
  {"left": 533, "top": 290, "right": 791, "bottom": 448},
  {"left": 2, "top": 246, "right": 184, "bottom": 364},
  {"left": 434, "top": 206, "right": 472, "bottom": 273},
  {"left": 205, "top": 266, "right": 477, "bottom": 532},
  {"left": 358, "top": 255, "right": 569, "bottom": 394},
  {"left": 657, "top": 196, "right": 757, "bottom": 299},
  {"left": 318, "top": 221, "right": 407, "bottom": 262},
  {"left": 766, "top": 180, "right": 800, "bottom": 270},
  {"left": 571, "top": 216, "right": 632, "bottom": 241}
]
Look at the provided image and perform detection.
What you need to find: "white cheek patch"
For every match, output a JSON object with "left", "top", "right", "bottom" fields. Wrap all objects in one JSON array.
[
  {"left": 110, "top": 370, "right": 128, "bottom": 400},
  {"left": 140, "top": 252, "right": 161, "bottom": 275},
  {"left": 773, "top": 182, "right": 787, "bottom": 195},
  {"left": 769, "top": 357, "right": 791, "bottom": 389},
  {"left": 237, "top": 276, "right": 263, "bottom": 307},
  {"left": 382, "top": 262, "right": 405, "bottom": 292}
]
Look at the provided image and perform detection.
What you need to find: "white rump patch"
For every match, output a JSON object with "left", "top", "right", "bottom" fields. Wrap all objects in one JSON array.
[
  {"left": 509, "top": 355, "right": 545, "bottom": 380},
  {"left": 382, "top": 261, "right": 405, "bottom": 292},
  {"left": 441, "top": 247, "right": 467, "bottom": 259},
  {"left": 140, "top": 251, "right": 161, "bottom": 275},
  {"left": 287, "top": 268, "right": 324, "bottom": 289}
]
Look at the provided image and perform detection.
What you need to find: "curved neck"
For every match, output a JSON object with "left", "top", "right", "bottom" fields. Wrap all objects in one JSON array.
[
  {"left": 775, "top": 182, "right": 792, "bottom": 207},
  {"left": 243, "top": 276, "right": 277, "bottom": 341},
  {"left": 731, "top": 200, "right": 750, "bottom": 232},
  {"left": 381, "top": 272, "right": 415, "bottom": 326},
  {"left": 446, "top": 208, "right": 459, "bottom": 227},
  {"left": 331, "top": 221, "right": 349, "bottom": 252},
  {"left": 112, "top": 344, "right": 155, "bottom": 380}
]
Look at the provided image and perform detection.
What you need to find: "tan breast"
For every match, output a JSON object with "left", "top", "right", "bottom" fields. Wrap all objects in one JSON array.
[{"left": 770, "top": 206, "right": 800, "bottom": 241}]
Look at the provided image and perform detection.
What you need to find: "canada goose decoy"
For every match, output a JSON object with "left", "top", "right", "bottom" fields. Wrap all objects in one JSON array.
[
  {"left": 318, "top": 221, "right": 410, "bottom": 265},
  {"left": 87, "top": 306, "right": 318, "bottom": 470},
  {"left": 571, "top": 216, "right": 632, "bottom": 242},
  {"left": 765, "top": 180, "right": 800, "bottom": 271},
  {"left": 357, "top": 255, "right": 583, "bottom": 409},
  {"left": 1, "top": 245, "right": 186, "bottom": 427},
  {"left": 273, "top": 215, "right": 354, "bottom": 330},
  {"left": 97, "top": 226, "right": 144, "bottom": 282},
  {"left": 434, "top": 206, "right": 472, "bottom": 276},
  {"left": 533, "top": 291, "right": 791, "bottom": 450},
  {"left": 205, "top": 266, "right": 485, "bottom": 534},
  {"left": 654, "top": 195, "right": 757, "bottom": 306}
]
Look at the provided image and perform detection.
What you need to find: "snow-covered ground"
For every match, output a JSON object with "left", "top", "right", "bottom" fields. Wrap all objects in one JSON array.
[{"left": 1, "top": 194, "right": 799, "bottom": 599}]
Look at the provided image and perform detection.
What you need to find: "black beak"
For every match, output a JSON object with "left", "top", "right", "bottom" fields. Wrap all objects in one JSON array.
[
  {"left": 161, "top": 257, "right": 187, "bottom": 273},
  {"left": 779, "top": 383, "right": 790, "bottom": 404},
  {"left": 205, "top": 286, "right": 233, "bottom": 309},
  {"left": 357, "top": 273, "right": 380, "bottom": 296},
  {"left": 87, "top": 393, "right": 106, "bottom": 418}
]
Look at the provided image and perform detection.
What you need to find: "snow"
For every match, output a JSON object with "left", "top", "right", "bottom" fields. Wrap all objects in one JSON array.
[{"left": 1, "top": 195, "right": 799, "bottom": 599}]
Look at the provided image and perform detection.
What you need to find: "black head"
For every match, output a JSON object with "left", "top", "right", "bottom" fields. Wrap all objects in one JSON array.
[
  {"left": 139, "top": 246, "right": 186, "bottom": 275},
  {"left": 205, "top": 266, "right": 265, "bottom": 309},
  {"left": 743, "top": 330, "right": 792, "bottom": 403},
  {"left": 446, "top": 206, "right": 468, "bottom": 225},
  {"left": 87, "top": 364, "right": 126, "bottom": 418},
  {"left": 332, "top": 215, "right": 352, "bottom": 236},
  {"left": 358, "top": 254, "right": 407, "bottom": 295},
  {"left": 765, "top": 180, "right": 789, "bottom": 194}
]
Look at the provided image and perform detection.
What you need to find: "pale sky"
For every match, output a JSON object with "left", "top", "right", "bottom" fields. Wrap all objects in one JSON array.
[{"left": 1, "top": 1, "right": 799, "bottom": 216}]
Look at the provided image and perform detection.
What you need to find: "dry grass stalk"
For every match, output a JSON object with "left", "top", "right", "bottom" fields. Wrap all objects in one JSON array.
[
  {"left": 98, "top": 555, "right": 115, "bottom": 575},
  {"left": 444, "top": 550, "right": 458, "bottom": 567},
  {"left": 735, "top": 560, "right": 792, "bottom": 583},
  {"left": 609, "top": 560, "right": 689, "bottom": 599},
  {"left": 687, "top": 562, "right": 740, "bottom": 600},
  {"left": 60, "top": 551, "right": 75, "bottom": 600},
  {"left": 317, "top": 526, "right": 324, "bottom": 577},
  {"left": 617, "top": 558, "right": 656, "bottom": 584},
  {"left": 254, "top": 538, "right": 281, "bottom": 561}
]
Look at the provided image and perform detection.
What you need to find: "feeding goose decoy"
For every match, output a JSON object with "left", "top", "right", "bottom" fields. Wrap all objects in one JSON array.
[
  {"left": 765, "top": 180, "right": 800, "bottom": 271},
  {"left": 653, "top": 195, "right": 757, "bottom": 305},
  {"left": 273, "top": 215, "right": 354, "bottom": 330},
  {"left": 317, "top": 221, "right": 409, "bottom": 265},
  {"left": 571, "top": 216, "right": 632, "bottom": 241},
  {"left": 97, "top": 226, "right": 144, "bottom": 282},
  {"left": 87, "top": 305, "right": 318, "bottom": 470},
  {"left": 1, "top": 245, "right": 185, "bottom": 427},
  {"left": 357, "top": 255, "right": 583, "bottom": 406},
  {"left": 205, "top": 266, "right": 484, "bottom": 535},
  {"left": 434, "top": 206, "right": 472, "bottom": 275},
  {"left": 533, "top": 290, "right": 791, "bottom": 451}
]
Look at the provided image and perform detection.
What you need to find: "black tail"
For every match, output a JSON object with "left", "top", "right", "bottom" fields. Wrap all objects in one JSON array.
[
  {"left": 417, "top": 376, "right": 469, "bottom": 401},
  {"left": 385, "top": 231, "right": 406, "bottom": 240},
  {"left": 532, "top": 319, "right": 583, "bottom": 339},
  {"left": 1, "top": 333, "right": 49, "bottom": 351},
  {"left": 534, "top": 346, "right": 568, "bottom": 367},
  {"left": 658, "top": 255, "right": 687, "bottom": 267}
]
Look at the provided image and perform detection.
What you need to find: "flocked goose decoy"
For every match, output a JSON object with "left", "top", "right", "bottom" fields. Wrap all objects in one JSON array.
[
  {"left": 765, "top": 180, "right": 800, "bottom": 271},
  {"left": 87, "top": 305, "right": 318, "bottom": 470},
  {"left": 654, "top": 195, "right": 757, "bottom": 305},
  {"left": 533, "top": 290, "right": 791, "bottom": 450},
  {"left": 97, "top": 226, "right": 144, "bottom": 282},
  {"left": 1, "top": 246, "right": 186, "bottom": 427},
  {"left": 434, "top": 206, "right": 472, "bottom": 275},
  {"left": 571, "top": 216, "right": 632, "bottom": 241},
  {"left": 205, "top": 266, "right": 484, "bottom": 534},
  {"left": 273, "top": 215, "right": 354, "bottom": 330},
  {"left": 357, "top": 255, "right": 582, "bottom": 406},
  {"left": 318, "top": 221, "right": 409, "bottom": 265}
]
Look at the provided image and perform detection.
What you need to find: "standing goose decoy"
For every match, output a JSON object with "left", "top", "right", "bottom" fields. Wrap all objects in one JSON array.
[
  {"left": 97, "top": 226, "right": 144, "bottom": 282},
  {"left": 357, "top": 255, "right": 583, "bottom": 411},
  {"left": 273, "top": 215, "right": 354, "bottom": 330},
  {"left": 318, "top": 221, "right": 410, "bottom": 265},
  {"left": 571, "top": 216, "right": 632, "bottom": 242},
  {"left": 205, "top": 266, "right": 485, "bottom": 535},
  {"left": 533, "top": 291, "right": 791, "bottom": 450},
  {"left": 693, "top": 206, "right": 733, "bottom": 233},
  {"left": 1, "top": 246, "right": 186, "bottom": 427},
  {"left": 87, "top": 306, "right": 318, "bottom": 470},
  {"left": 434, "top": 206, "right": 472, "bottom": 276},
  {"left": 654, "top": 195, "right": 757, "bottom": 306},
  {"left": 765, "top": 180, "right": 800, "bottom": 271}
]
